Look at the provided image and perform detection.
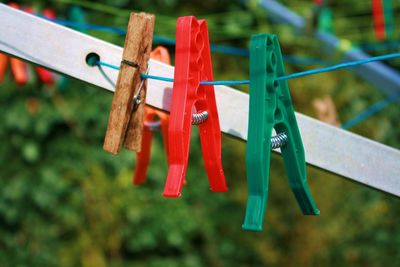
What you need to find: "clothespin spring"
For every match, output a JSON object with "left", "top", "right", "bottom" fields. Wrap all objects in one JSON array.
[
  {"left": 191, "top": 111, "right": 208, "bottom": 125},
  {"left": 132, "top": 67, "right": 150, "bottom": 110},
  {"left": 144, "top": 120, "right": 161, "bottom": 131},
  {"left": 270, "top": 133, "right": 287, "bottom": 149}
]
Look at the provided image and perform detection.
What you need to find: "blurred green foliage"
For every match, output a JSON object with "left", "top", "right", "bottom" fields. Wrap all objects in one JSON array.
[{"left": 0, "top": 0, "right": 399, "bottom": 266}]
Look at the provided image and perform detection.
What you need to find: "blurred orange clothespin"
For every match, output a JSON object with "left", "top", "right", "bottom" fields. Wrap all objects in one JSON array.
[
  {"left": 0, "top": 3, "right": 28, "bottom": 85},
  {"left": 132, "top": 46, "right": 171, "bottom": 185}
]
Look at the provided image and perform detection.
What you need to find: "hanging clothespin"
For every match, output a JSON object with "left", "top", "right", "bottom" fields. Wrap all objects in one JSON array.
[
  {"left": 0, "top": 3, "right": 28, "bottom": 85},
  {"left": 163, "top": 16, "right": 228, "bottom": 197},
  {"left": 103, "top": 12, "right": 155, "bottom": 154},
  {"left": 242, "top": 34, "right": 319, "bottom": 232},
  {"left": 133, "top": 46, "right": 170, "bottom": 185},
  {"left": 0, "top": 51, "right": 28, "bottom": 85},
  {"left": 382, "top": 0, "right": 393, "bottom": 40},
  {"left": 372, "top": 0, "right": 386, "bottom": 41},
  {"left": 68, "top": 5, "right": 87, "bottom": 32},
  {"left": 317, "top": 2, "right": 334, "bottom": 34}
]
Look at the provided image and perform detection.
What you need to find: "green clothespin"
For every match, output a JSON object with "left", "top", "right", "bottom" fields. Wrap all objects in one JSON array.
[
  {"left": 242, "top": 34, "right": 320, "bottom": 232},
  {"left": 318, "top": 7, "right": 334, "bottom": 34},
  {"left": 383, "top": 0, "right": 393, "bottom": 40},
  {"left": 68, "top": 5, "right": 87, "bottom": 33}
]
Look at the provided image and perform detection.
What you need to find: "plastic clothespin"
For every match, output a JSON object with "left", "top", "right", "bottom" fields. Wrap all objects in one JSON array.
[
  {"left": 0, "top": 3, "right": 28, "bottom": 85},
  {"left": 68, "top": 5, "right": 87, "bottom": 32},
  {"left": 163, "top": 16, "right": 228, "bottom": 197},
  {"left": 133, "top": 46, "right": 170, "bottom": 185},
  {"left": 318, "top": 6, "right": 334, "bottom": 34},
  {"left": 372, "top": 0, "right": 386, "bottom": 41},
  {"left": 242, "top": 34, "right": 319, "bottom": 232},
  {"left": 23, "top": 6, "right": 55, "bottom": 85},
  {"left": 103, "top": 12, "right": 155, "bottom": 154},
  {"left": 383, "top": 0, "right": 393, "bottom": 39}
]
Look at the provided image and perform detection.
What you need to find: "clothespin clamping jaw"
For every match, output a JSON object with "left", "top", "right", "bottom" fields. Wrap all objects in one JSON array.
[
  {"left": 133, "top": 46, "right": 170, "bottom": 185},
  {"left": 103, "top": 12, "right": 155, "bottom": 154},
  {"left": 163, "top": 16, "right": 228, "bottom": 197},
  {"left": 242, "top": 34, "right": 319, "bottom": 232}
]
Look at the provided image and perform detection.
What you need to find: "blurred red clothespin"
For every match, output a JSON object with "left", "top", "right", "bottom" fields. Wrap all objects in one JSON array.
[
  {"left": 163, "top": 16, "right": 228, "bottom": 197},
  {"left": 23, "top": 6, "right": 55, "bottom": 85},
  {"left": 372, "top": 0, "right": 386, "bottom": 41},
  {"left": 0, "top": 3, "right": 29, "bottom": 85},
  {"left": 133, "top": 46, "right": 171, "bottom": 185}
]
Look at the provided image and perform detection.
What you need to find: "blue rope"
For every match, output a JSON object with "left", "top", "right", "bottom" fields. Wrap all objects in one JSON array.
[
  {"left": 141, "top": 74, "right": 174, "bottom": 83},
  {"left": 200, "top": 80, "right": 250, "bottom": 85},
  {"left": 50, "top": 17, "right": 400, "bottom": 55},
  {"left": 46, "top": 17, "right": 127, "bottom": 34},
  {"left": 342, "top": 99, "right": 392, "bottom": 129},
  {"left": 209, "top": 44, "right": 249, "bottom": 57},
  {"left": 276, "top": 53, "right": 400, "bottom": 81},
  {"left": 359, "top": 40, "right": 400, "bottom": 52},
  {"left": 97, "top": 60, "right": 120, "bottom": 70},
  {"left": 97, "top": 52, "right": 400, "bottom": 85},
  {"left": 42, "top": 16, "right": 332, "bottom": 63},
  {"left": 46, "top": 17, "right": 252, "bottom": 57},
  {"left": 140, "top": 73, "right": 250, "bottom": 85}
]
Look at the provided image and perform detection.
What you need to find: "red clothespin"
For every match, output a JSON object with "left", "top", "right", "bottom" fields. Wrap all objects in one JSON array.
[
  {"left": 0, "top": 3, "right": 28, "bottom": 85},
  {"left": 133, "top": 46, "right": 170, "bottom": 185},
  {"left": 372, "top": 0, "right": 386, "bottom": 41},
  {"left": 23, "top": 6, "right": 55, "bottom": 85},
  {"left": 163, "top": 16, "right": 228, "bottom": 197}
]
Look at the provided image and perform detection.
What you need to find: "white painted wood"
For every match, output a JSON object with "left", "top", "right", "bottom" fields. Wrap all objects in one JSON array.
[{"left": 0, "top": 4, "right": 399, "bottom": 196}]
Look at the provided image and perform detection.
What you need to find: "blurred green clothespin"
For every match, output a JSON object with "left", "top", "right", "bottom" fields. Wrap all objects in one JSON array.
[
  {"left": 57, "top": 5, "right": 88, "bottom": 91},
  {"left": 383, "top": 0, "right": 393, "bottom": 39},
  {"left": 318, "top": 6, "right": 334, "bottom": 34},
  {"left": 242, "top": 34, "right": 320, "bottom": 232},
  {"left": 68, "top": 5, "right": 87, "bottom": 32}
]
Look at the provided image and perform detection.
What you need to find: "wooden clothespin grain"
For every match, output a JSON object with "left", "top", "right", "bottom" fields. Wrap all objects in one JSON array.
[{"left": 103, "top": 12, "right": 155, "bottom": 154}]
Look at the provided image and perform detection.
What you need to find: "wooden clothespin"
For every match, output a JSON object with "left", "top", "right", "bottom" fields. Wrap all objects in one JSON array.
[
  {"left": 103, "top": 12, "right": 155, "bottom": 154},
  {"left": 242, "top": 34, "right": 319, "bottom": 232}
]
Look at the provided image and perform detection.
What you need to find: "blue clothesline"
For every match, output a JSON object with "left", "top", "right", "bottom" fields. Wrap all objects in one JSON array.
[
  {"left": 44, "top": 16, "right": 332, "bottom": 65},
  {"left": 342, "top": 98, "right": 393, "bottom": 129},
  {"left": 97, "top": 52, "right": 400, "bottom": 85},
  {"left": 97, "top": 52, "right": 400, "bottom": 128}
]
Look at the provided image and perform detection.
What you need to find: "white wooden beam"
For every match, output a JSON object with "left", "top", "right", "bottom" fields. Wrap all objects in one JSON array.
[{"left": 0, "top": 4, "right": 399, "bottom": 196}]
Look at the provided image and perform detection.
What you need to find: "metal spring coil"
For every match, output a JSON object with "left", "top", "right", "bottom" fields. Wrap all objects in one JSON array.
[
  {"left": 270, "top": 133, "right": 288, "bottom": 149},
  {"left": 191, "top": 111, "right": 209, "bottom": 125},
  {"left": 144, "top": 121, "right": 161, "bottom": 132}
]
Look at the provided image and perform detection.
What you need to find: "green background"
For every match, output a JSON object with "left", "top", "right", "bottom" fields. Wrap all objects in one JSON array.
[{"left": 0, "top": 0, "right": 399, "bottom": 266}]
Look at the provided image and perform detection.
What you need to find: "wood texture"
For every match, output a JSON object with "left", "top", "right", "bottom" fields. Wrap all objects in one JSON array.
[{"left": 103, "top": 12, "right": 155, "bottom": 154}]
